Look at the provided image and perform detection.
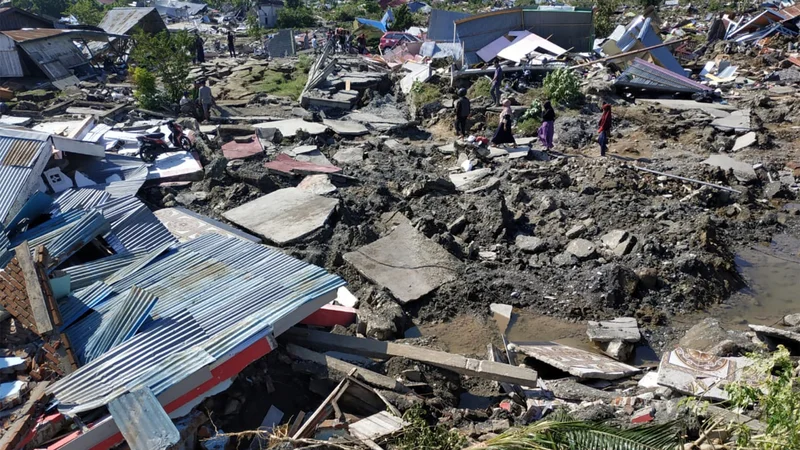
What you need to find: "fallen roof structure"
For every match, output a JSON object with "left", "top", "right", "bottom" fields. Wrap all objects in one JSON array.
[
  {"left": 154, "top": 0, "right": 208, "bottom": 19},
  {"left": 615, "top": 58, "right": 712, "bottom": 94},
  {"left": 451, "top": 7, "right": 594, "bottom": 66},
  {"left": 602, "top": 15, "right": 685, "bottom": 76}
]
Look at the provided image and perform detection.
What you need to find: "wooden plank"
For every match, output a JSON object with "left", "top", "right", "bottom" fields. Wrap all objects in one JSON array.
[
  {"left": 285, "top": 344, "right": 409, "bottom": 393},
  {"left": 292, "top": 369, "right": 353, "bottom": 439},
  {"left": 284, "top": 328, "right": 538, "bottom": 386},
  {"left": 288, "top": 411, "right": 306, "bottom": 437},
  {"left": 14, "top": 242, "right": 52, "bottom": 334},
  {"left": 349, "top": 411, "right": 407, "bottom": 441}
]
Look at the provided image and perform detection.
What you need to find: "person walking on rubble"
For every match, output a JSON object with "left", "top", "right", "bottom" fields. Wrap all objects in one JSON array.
[
  {"left": 454, "top": 88, "right": 470, "bottom": 138},
  {"left": 491, "top": 60, "right": 503, "bottom": 106},
  {"left": 311, "top": 35, "right": 318, "bottom": 54},
  {"left": 198, "top": 79, "right": 215, "bottom": 122},
  {"left": 193, "top": 32, "right": 205, "bottom": 64},
  {"left": 357, "top": 33, "right": 367, "bottom": 54},
  {"left": 491, "top": 99, "right": 516, "bottom": 147},
  {"left": 538, "top": 100, "right": 555, "bottom": 151},
  {"left": 227, "top": 30, "right": 236, "bottom": 58},
  {"left": 597, "top": 103, "right": 612, "bottom": 157}
]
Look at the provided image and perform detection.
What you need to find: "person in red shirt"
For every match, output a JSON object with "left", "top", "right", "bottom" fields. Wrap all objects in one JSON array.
[{"left": 598, "top": 103, "right": 612, "bottom": 156}]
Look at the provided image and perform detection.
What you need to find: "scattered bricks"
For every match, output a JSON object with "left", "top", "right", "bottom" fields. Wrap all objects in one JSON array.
[{"left": 631, "top": 407, "right": 655, "bottom": 424}]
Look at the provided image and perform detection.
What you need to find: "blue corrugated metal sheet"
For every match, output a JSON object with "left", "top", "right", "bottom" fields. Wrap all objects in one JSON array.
[
  {"left": 47, "top": 234, "right": 346, "bottom": 414},
  {"left": 98, "top": 196, "right": 176, "bottom": 253},
  {"left": 615, "top": 58, "right": 711, "bottom": 93},
  {"left": 0, "top": 131, "right": 50, "bottom": 224},
  {"left": 52, "top": 189, "right": 111, "bottom": 214},
  {"left": 59, "top": 281, "right": 115, "bottom": 329},
  {"left": 78, "top": 286, "right": 158, "bottom": 363},
  {"left": 62, "top": 249, "right": 152, "bottom": 289},
  {"left": 0, "top": 226, "right": 11, "bottom": 269},
  {"left": 0, "top": 165, "right": 33, "bottom": 225},
  {"left": 616, "top": 16, "right": 683, "bottom": 76},
  {"left": 48, "top": 210, "right": 111, "bottom": 269},
  {"left": 108, "top": 386, "right": 180, "bottom": 450},
  {"left": 428, "top": 9, "right": 472, "bottom": 41},
  {"left": 453, "top": 7, "right": 594, "bottom": 66}
]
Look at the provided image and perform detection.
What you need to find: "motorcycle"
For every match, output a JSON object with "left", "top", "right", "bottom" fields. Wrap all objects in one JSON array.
[
  {"left": 136, "top": 121, "right": 193, "bottom": 163},
  {"left": 166, "top": 120, "right": 192, "bottom": 150}
]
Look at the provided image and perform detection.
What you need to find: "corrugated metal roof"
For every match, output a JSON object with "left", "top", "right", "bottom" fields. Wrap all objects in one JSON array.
[
  {"left": 47, "top": 233, "right": 346, "bottom": 414},
  {"left": 0, "top": 34, "right": 23, "bottom": 78},
  {"left": 108, "top": 387, "right": 180, "bottom": 450},
  {"left": 59, "top": 281, "right": 115, "bottom": 329},
  {"left": 428, "top": 9, "right": 472, "bottom": 41},
  {"left": 98, "top": 7, "right": 160, "bottom": 36},
  {"left": 48, "top": 210, "right": 111, "bottom": 269},
  {"left": 97, "top": 196, "right": 176, "bottom": 253},
  {"left": 615, "top": 58, "right": 711, "bottom": 94},
  {"left": 1, "top": 29, "right": 67, "bottom": 42},
  {"left": 62, "top": 249, "right": 150, "bottom": 290},
  {"left": 0, "top": 165, "right": 34, "bottom": 225},
  {"left": 79, "top": 286, "right": 158, "bottom": 363}
]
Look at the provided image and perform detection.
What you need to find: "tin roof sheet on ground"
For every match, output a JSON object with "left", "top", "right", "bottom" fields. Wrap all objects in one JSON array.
[
  {"left": 153, "top": 206, "right": 260, "bottom": 243},
  {"left": 108, "top": 386, "right": 180, "bottom": 450},
  {"left": 98, "top": 7, "right": 165, "bottom": 36},
  {"left": 0, "top": 128, "right": 52, "bottom": 225},
  {"left": 47, "top": 233, "right": 345, "bottom": 413},
  {"left": 615, "top": 58, "right": 710, "bottom": 94}
]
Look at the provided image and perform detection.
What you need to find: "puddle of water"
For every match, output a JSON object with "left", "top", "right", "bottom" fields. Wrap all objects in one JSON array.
[
  {"left": 414, "top": 311, "right": 587, "bottom": 357},
  {"left": 707, "top": 234, "right": 800, "bottom": 330}
]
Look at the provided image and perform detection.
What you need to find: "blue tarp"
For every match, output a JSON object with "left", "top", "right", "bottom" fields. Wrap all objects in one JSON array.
[{"left": 356, "top": 9, "right": 394, "bottom": 33}]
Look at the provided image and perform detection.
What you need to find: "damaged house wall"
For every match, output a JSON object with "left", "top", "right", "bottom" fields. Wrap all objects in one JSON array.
[
  {"left": 454, "top": 8, "right": 594, "bottom": 65},
  {"left": 0, "top": 7, "right": 54, "bottom": 31}
]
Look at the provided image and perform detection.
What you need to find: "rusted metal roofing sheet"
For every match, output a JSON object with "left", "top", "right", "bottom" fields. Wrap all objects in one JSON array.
[
  {"left": 98, "top": 7, "right": 163, "bottom": 36},
  {"left": 108, "top": 387, "right": 179, "bottom": 450},
  {"left": 0, "top": 29, "right": 66, "bottom": 42},
  {"left": 0, "top": 131, "right": 50, "bottom": 224}
]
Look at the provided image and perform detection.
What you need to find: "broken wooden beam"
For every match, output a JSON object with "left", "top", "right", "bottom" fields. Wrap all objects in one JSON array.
[
  {"left": 286, "top": 343, "right": 410, "bottom": 393},
  {"left": 284, "top": 328, "right": 538, "bottom": 386},
  {"left": 292, "top": 368, "right": 353, "bottom": 439}
]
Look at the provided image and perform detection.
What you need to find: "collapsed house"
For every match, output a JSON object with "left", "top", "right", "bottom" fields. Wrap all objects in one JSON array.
[
  {"left": 154, "top": 0, "right": 208, "bottom": 20},
  {"left": 91, "top": 7, "right": 168, "bottom": 57}
]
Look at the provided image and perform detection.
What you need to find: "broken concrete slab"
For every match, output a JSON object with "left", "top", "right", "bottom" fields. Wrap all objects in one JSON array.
[
  {"left": 512, "top": 342, "right": 640, "bottom": 380},
  {"left": 600, "top": 230, "right": 629, "bottom": 249},
  {"left": 711, "top": 109, "right": 751, "bottom": 131},
  {"left": 298, "top": 175, "right": 337, "bottom": 195},
  {"left": 515, "top": 235, "right": 546, "bottom": 254},
  {"left": 146, "top": 152, "right": 204, "bottom": 183},
  {"left": 265, "top": 154, "right": 342, "bottom": 176},
  {"left": 223, "top": 188, "right": 339, "bottom": 245},
  {"left": 154, "top": 207, "right": 260, "bottom": 243},
  {"left": 748, "top": 324, "right": 800, "bottom": 347},
  {"left": 285, "top": 328, "right": 539, "bottom": 386},
  {"left": 282, "top": 146, "right": 335, "bottom": 167},
  {"left": 587, "top": 318, "right": 641, "bottom": 343},
  {"left": 702, "top": 154, "right": 757, "bottom": 182},
  {"left": 253, "top": 118, "right": 328, "bottom": 138},
  {"left": 221, "top": 135, "right": 262, "bottom": 160},
  {"left": 322, "top": 120, "right": 369, "bottom": 137},
  {"left": 333, "top": 147, "right": 365, "bottom": 165},
  {"left": 731, "top": 131, "right": 757, "bottom": 152},
  {"left": 449, "top": 168, "right": 492, "bottom": 191},
  {"left": 656, "top": 347, "right": 754, "bottom": 401},
  {"left": 343, "top": 220, "right": 461, "bottom": 304}
]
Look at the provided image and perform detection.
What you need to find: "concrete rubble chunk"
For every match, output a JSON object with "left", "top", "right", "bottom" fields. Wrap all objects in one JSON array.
[
  {"left": 333, "top": 147, "right": 365, "bottom": 165},
  {"left": 565, "top": 224, "right": 585, "bottom": 239},
  {"left": 566, "top": 239, "right": 597, "bottom": 260},
  {"left": 516, "top": 235, "right": 546, "bottom": 254},
  {"left": 449, "top": 168, "right": 493, "bottom": 191},
  {"left": 297, "top": 175, "right": 337, "bottom": 195},
  {"left": 223, "top": 188, "right": 339, "bottom": 246},
  {"left": 513, "top": 342, "right": 640, "bottom": 380},
  {"left": 749, "top": 324, "right": 800, "bottom": 346},
  {"left": 702, "top": 154, "right": 757, "bottom": 182},
  {"left": 587, "top": 318, "right": 641, "bottom": 343},
  {"left": 711, "top": 109, "right": 751, "bottom": 131},
  {"left": 343, "top": 220, "right": 462, "bottom": 304},
  {"left": 253, "top": 118, "right": 328, "bottom": 138},
  {"left": 731, "top": 131, "right": 757, "bottom": 152},
  {"left": 601, "top": 230, "right": 629, "bottom": 249},
  {"left": 323, "top": 119, "right": 369, "bottom": 136},
  {"left": 784, "top": 313, "right": 800, "bottom": 327},
  {"left": 656, "top": 347, "right": 754, "bottom": 401}
]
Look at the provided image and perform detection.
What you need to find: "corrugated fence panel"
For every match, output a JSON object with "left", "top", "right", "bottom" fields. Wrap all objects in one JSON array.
[
  {"left": 428, "top": 9, "right": 472, "bottom": 41},
  {"left": 108, "top": 387, "right": 179, "bottom": 450}
]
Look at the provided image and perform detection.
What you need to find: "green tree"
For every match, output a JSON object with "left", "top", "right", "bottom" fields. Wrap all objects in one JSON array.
[
  {"left": 390, "top": 4, "right": 415, "bottom": 31},
  {"left": 130, "top": 30, "right": 193, "bottom": 106},
  {"left": 11, "top": 0, "right": 70, "bottom": 18},
  {"left": 65, "top": 0, "right": 106, "bottom": 26},
  {"left": 543, "top": 68, "right": 583, "bottom": 105},
  {"left": 286, "top": 0, "right": 302, "bottom": 8},
  {"left": 277, "top": 7, "right": 316, "bottom": 28},
  {"left": 246, "top": 12, "right": 263, "bottom": 39}
]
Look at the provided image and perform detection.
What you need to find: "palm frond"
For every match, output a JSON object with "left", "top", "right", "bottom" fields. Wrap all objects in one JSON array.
[{"left": 483, "top": 420, "right": 682, "bottom": 450}]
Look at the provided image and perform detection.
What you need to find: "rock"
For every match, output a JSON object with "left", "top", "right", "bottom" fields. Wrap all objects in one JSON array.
[
  {"left": 566, "top": 239, "right": 597, "bottom": 260},
  {"left": 612, "top": 236, "right": 637, "bottom": 257},
  {"left": 601, "top": 230, "right": 629, "bottom": 249},
  {"left": 539, "top": 195, "right": 557, "bottom": 214},
  {"left": 516, "top": 235, "right": 546, "bottom": 253},
  {"left": 603, "top": 340, "right": 633, "bottom": 361},
  {"left": 784, "top": 314, "right": 800, "bottom": 327},
  {"left": 553, "top": 251, "right": 578, "bottom": 267},
  {"left": 565, "top": 224, "right": 586, "bottom": 239},
  {"left": 636, "top": 268, "right": 659, "bottom": 289},
  {"left": 204, "top": 157, "right": 228, "bottom": 180},
  {"left": 587, "top": 317, "right": 641, "bottom": 343},
  {"left": 448, "top": 215, "right": 467, "bottom": 234},
  {"left": 256, "top": 127, "right": 283, "bottom": 144},
  {"left": 764, "top": 181, "right": 785, "bottom": 200},
  {"left": 357, "top": 298, "right": 408, "bottom": 340},
  {"left": 571, "top": 402, "right": 616, "bottom": 421},
  {"left": 678, "top": 318, "right": 758, "bottom": 356},
  {"left": 547, "top": 379, "right": 616, "bottom": 401}
]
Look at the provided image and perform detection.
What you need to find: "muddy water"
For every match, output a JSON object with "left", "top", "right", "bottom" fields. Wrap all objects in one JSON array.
[{"left": 705, "top": 233, "right": 800, "bottom": 330}]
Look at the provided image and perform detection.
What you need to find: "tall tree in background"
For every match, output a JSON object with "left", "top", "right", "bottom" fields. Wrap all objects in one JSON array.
[
  {"left": 130, "top": 30, "right": 194, "bottom": 105},
  {"left": 11, "top": 0, "right": 70, "bottom": 18},
  {"left": 390, "top": 5, "right": 415, "bottom": 31},
  {"left": 65, "top": 0, "right": 106, "bottom": 25}
]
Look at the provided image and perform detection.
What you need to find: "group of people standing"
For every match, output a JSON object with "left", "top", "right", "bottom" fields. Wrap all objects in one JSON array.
[
  {"left": 325, "top": 29, "right": 368, "bottom": 54},
  {"left": 192, "top": 29, "right": 237, "bottom": 64},
  {"left": 455, "top": 60, "right": 613, "bottom": 156}
]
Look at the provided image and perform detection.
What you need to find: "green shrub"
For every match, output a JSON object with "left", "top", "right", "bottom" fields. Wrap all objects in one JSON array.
[
  {"left": 543, "top": 68, "right": 582, "bottom": 106},
  {"left": 468, "top": 77, "right": 492, "bottom": 98},
  {"left": 516, "top": 118, "right": 540, "bottom": 137},
  {"left": 410, "top": 81, "right": 440, "bottom": 106},
  {"left": 132, "top": 67, "right": 160, "bottom": 110},
  {"left": 246, "top": 13, "right": 263, "bottom": 39},
  {"left": 390, "top": 405, "right": 466, "bottom": 450},
  {"left": 277, "top": 7, "right": 316, "bottom": 28},
  {"left": 130, "top": 30, "right": 193, "bottom": 105}
]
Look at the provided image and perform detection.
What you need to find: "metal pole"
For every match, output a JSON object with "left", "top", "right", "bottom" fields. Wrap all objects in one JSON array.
[{"left": 632, "top": 165, "right": 742, "bottom": 194}]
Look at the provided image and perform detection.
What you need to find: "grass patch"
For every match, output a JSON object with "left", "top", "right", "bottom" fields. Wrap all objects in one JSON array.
[
  {"left": 296, "top": 54, "right": 312, "bottom": 73},
  {"left": 516, "top": 117, "right": 540, "bottom": 137},
  {"left": 468, "top": 77, "right": 492, "bottom": 98},
  {"left": 255, "top": 70, "right": 308, "bottom": 98},
  {"left": 410, "top": 81, "right": 441, "bottom": 105}
]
